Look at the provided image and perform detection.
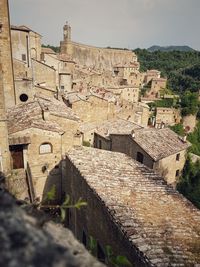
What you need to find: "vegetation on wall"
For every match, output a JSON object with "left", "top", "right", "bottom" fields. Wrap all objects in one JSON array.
[
  {"left": 180, "top": 91, "right": 199, "bottom": 116},
  {"left": 187, "top": 122, "right": 200, "bottom": 156},
  {"left": 169, "top": 123, "right": 185, "bottom": 137},
  {"left": 177, "top": 157, "right": 200, "bottom": 209},
  {"left": 134, "top": 49, "right": 200, "bottom": 93},
  {"left": 42, "top": 44, "right": 60, "bottom": 53}
]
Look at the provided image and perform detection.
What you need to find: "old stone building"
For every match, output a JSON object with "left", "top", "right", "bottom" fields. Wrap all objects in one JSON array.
[
  {"left": 7, "top": 96, "right": 81, "bottom": 199},
  {"left": 63, "top": 146, "right": 200, "bottom": 266},
  {"left": 11, "top": 25, "right": 58, "bottom": 104},
  {"left": 155, "top": 107, "right": 181, "bottom": 128},
  {"left": 94, "top": 125, "right": 190, "bottom": 185},
  {"left": 60, "top": 22, "right": 137, "bottom": 71},
  {"left": 0, "top": 0, "right": 16, "bottom": 109},
  {"left": 0, "top": 0, "right": 16, "bottom": 174}
]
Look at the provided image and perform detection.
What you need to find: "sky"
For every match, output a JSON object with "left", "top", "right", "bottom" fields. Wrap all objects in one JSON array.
[{"left": 9, "top": 0, "right": 200, "bottom": 50}]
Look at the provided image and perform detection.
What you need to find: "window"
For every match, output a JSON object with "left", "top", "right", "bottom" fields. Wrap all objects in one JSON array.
[
  {"left": 136, "top": 152, "right": 144, "bottom": 164},
  {"left": 22, "top": 54, "right": 26, "bottom": 61},
  {"left": 175, "top": 169, "right": 180, "bottom": 177},
  {"left": 39, "top": 143, "right": 52, "bottom": 154},
  {"left": 19, "top": 93, "right": 28, "bottom": 102},
  {"left": 98, "top": 140, "right": 102, "bottom": 149},
  {"left": 176, "top": 153, "right": 180, "bottom": 161}
]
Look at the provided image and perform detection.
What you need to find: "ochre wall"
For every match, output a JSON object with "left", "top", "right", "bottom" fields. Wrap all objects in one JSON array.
[
  {"left": 0, "top": 0, "right": 15, "bottom": 108},
  {"left": 61, "top": 40, "right": 135, "bottom": 70}
]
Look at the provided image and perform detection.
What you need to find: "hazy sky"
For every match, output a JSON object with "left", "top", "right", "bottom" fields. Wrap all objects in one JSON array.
[{"left": 9, "top": 0, "right": 200, "bottom": 50}]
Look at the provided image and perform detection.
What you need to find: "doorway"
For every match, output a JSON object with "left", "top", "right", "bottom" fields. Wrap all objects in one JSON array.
[{"left": 10, "top": 145, "right": 24, "bottom": 169}]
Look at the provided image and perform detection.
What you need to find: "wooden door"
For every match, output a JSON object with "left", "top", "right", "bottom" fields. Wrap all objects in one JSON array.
[{"left": 10, "top": 146, "right": 24, "bottom": 169}]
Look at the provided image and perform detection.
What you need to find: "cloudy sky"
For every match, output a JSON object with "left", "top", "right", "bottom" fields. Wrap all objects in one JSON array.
[{"left": 9, "top": 0, "right": 200, "bottom": 50}]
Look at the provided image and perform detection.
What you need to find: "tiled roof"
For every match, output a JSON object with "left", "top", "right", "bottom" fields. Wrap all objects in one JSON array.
[
  {"left": 7, "top": 97, "right": 79, "bottom": 134},
  {"left": 95, "top": 119, "right": 143, "bottom": 137},
  {"left": 67, "top": 146, "right": 200, "bottom": 266},
  {"left": 133, "top": 128, "right": 190, "bottom": 161}
]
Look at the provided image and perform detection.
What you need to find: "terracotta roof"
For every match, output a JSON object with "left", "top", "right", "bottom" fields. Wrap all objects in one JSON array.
[
  {"left": 133, "top": 128, "right": 190, "bottom": 161},
  {"left": 67, "top": 146, "right": 200, "bottom": 266}
]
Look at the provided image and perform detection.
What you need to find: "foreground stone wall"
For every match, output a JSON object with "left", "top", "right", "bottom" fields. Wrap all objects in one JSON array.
[{"left": 0, "top": 182, "right": 105, "bottom": 267}]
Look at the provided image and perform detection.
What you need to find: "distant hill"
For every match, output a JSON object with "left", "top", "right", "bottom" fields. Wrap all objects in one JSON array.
[{"left": 147, "top": 45, "right": 195, "bottom": 52}]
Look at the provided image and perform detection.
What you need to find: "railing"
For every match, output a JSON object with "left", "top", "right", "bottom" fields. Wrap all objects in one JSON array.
[{"left": 26, "top": 162, "right": 35, "bottom": 203}]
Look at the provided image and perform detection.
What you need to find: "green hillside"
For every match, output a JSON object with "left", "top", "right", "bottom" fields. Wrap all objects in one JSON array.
[{"left": 134, "top": 49, "right": 200, "bottom": 93}]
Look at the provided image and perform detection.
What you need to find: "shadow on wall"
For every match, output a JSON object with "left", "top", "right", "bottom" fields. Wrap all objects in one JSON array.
[{"left": 42, "top": 160, "right": 64, "bottom": 205}]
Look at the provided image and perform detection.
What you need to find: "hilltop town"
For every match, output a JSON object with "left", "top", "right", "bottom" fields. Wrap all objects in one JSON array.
[{"left": 0, "top": 0, "right": 200, "bottom": 266}]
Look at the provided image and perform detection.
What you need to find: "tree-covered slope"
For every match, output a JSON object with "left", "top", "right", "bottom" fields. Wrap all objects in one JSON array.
[{"left": 134, "top": 49, "right": 200, "bottom": 93}]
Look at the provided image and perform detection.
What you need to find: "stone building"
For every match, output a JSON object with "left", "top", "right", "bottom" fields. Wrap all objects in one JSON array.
[
  {"left": 144, "top": 69, "right": 161, "bottom": 84},
  {"left": 7, "top": 96, "right": 81, "bottom": 199},
  {"left": 41, "top": 49, "right": 76, "bottom": 93},
  {"left": 11, "top": 25, "right": 58, "bottom": 104},
  {"left": 0, "top": 0, "right": 15, "bottom": 174},
  {"left": 94, "top": 126, "right": 190, "bottom": 185},
  {"left": 155, "top": 107, "right": 181, "bottom": 128},
  {"left": 63, "top": 146, "right": 200, "bottom": 266},
  {"left": 60, "top": 22, "right": 137, "bottom": 71},
  {"left": 0, "top": 0, "right": 16, "bottom": 109},
  {"left": 65, "top": 92, "right": 116, "bottom": 123},
  {"left": 145, "top": 78, "right": 167, "bottom": 99}
]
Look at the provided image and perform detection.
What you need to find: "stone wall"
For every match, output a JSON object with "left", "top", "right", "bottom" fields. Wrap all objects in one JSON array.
[
  {"left": 32, "top": 59, "right": 56, "bottom": 90},
  {"left": 9, "top": 128, "right": 62, "bottom": 200},
  {"left": 61, "top": 40, "right": 135, "bottom": 70},
  {"left": 72, "top": 96, "right": 115, "bottom": 123},
  {"left": 0, "top": 0, "right": 15, "bottom": 108},
  {"left": 63, "top": 156, "right": 146, "bottom": 266},
  {"left": 153, "top": 150, "right": 187, "bottom": 186},
  {"left": 0, "top": 186, "right": 105, "bottom": 267}
]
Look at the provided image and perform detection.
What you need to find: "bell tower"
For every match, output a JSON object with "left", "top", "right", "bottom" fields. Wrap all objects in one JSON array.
[{"left": 63, "top": 21, "right": 71, "bottom": 42}]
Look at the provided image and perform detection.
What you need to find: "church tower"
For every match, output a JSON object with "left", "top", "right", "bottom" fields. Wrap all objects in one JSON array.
[
  {"left": 0, "top": 0, "right": 15, "bottom": 173},
  {"left": 0, "top": 0, "right": 16, "bottom": 109},
  {"left": 63, "top": 22, "right": 71, "bottom": 41},
  {"left": 60, "top": 21, "right": 73, "bottom": 55}
]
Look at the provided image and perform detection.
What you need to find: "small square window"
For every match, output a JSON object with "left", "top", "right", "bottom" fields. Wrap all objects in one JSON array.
[
  {"left": 175, "top": 169, "right": 180, "bottom": 177},
  {"left": 22, "top": 54, "right": 26, "bottom": 61},
  {"left": 176, "top": 153, "right": 180, "bottom": 161}
]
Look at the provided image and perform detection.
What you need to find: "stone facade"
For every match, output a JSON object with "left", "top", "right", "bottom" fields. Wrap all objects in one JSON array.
[
  {"left": 94, "top": 127, "right": 189, "bottom": 185},
  {"left": 155, "top": 107, "right": 181, "bottom": 128},
  {"left": 7, "top": 97, "right": 81, "bottom": 200},
  {"left": 60, "top": 23, "right": 137, "bottom": 71},
  {"left": 0, "top": 0, "right": 16, "bottom": 108},
  {"left": 63, "top": 147, "right": 200, "bottom": 266},
  {"left": 32, "top": 59, "right": 57, "bottom": 90}
]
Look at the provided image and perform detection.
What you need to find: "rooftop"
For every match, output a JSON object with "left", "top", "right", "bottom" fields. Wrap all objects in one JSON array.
[
  {"left": 133, "top": 128, "right": 190, "bottom": 161},
  {"left": 95, "top": 119, "right": 143, "bottom": 137},
  {"left": 7, "top": 97, "right": 79, "bottom": 134},
  {"left": 67, "top": 146, "right": 200, "bottom": 266}
]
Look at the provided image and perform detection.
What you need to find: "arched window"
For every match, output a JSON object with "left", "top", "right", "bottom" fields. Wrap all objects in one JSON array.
[
  {"left": 39, "top": 143, "right": 52, "bottom": 154},
  {"left": 136, "top": 152, "right": 144, "bottom": 164}
]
